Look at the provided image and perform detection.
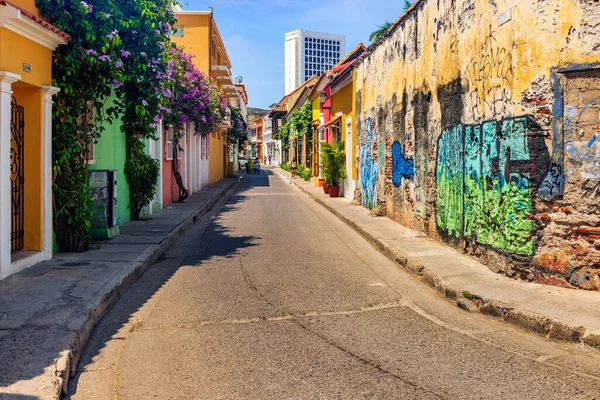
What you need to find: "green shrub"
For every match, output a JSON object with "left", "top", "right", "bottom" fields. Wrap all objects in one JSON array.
[
  {"left": 280, "top": 162, "right": 291, "bottom": 171},
  {"left": 320, "top": 141, "right": 346, "bottom": 186},
  {"left": 301, "top": 168, "right": 312, "bottom": 181}
]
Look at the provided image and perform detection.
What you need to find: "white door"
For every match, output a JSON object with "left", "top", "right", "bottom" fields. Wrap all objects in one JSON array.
[{"left": 344, "top": 117, "right": 355, "bottom": 200}]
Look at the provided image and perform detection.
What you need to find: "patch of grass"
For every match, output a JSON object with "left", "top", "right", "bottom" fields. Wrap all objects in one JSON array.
[{"left": 462, "top": 290, "right": 474, "bottom": 300}]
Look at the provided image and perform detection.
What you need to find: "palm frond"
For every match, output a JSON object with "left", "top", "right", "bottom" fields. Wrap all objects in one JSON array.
[{"left": 369, "top": 21, "right": 393, "bottom": 43}]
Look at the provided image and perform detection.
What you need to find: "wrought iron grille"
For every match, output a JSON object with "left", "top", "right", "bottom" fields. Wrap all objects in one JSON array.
[{"left": 10, "top": 97, "right": 24, "bottom": 252}]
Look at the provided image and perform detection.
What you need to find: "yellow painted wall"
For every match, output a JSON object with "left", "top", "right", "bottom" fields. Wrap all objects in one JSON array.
[
  {"left": 357, "top": 0, "right": 599, "bottom": 119},
  {"left": 331, "top": 79, "right": 355, "bottom": 180},
  {"left": 171, "top": 15, "right": 210, "bottom": 75},
  {"left": 9, "top": 0, "right": 39, "bottom": 16},
  {"left": 311, "top": 95, "right": 320, "bottom": 122},
  {"left": 12, "top": 87, "right": 43, "bottom": 251},
  {"left": 209, "top": 132, "right": 227, "bottom": 184},
  {"left": 0, "top": 29, "right": 52, "bottom": 88}
]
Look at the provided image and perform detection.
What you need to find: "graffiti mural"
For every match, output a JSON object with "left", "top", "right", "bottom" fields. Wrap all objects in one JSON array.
[
  {"left": 391, "top": 140, "right": 415, "bottom": 187},
  {"left": 436, "top": 116, "right": 536, "bottom": 255},
  {"left": 360, "top": 118, "right": 378, "bottom": 209}
]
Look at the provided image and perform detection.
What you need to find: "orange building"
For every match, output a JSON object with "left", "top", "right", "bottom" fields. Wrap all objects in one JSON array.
[{"left": 171, "top": 7, "right": 243, "bottom": 185}]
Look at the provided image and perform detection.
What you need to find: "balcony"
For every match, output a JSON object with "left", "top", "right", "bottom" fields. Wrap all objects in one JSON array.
[
  {"left": 222, "top": 84, "right": 238, "bottom": 97},
  {"left": 212, "top": 65, "right": 231, "bottom": 78}
]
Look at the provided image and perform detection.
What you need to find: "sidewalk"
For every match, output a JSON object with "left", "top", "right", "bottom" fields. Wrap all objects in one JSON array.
[
  {"left": 0, "top": 174, "right": 241, "bottom": 399},
  {"left": 275, "top": 168, "right": 600, "bottom": 350}
]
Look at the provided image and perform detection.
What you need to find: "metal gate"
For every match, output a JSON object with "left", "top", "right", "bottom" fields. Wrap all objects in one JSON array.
[{"left": 10, "top": 97, "right": 24, "bottom": 252}]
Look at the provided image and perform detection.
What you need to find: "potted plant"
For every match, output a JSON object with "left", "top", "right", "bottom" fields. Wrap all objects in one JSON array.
[
  {"left": 321, "top": 141, "right": 346, "bottom": 198},
  {"left": 320, "top": 146, "right": 331, "bottom": 194}
]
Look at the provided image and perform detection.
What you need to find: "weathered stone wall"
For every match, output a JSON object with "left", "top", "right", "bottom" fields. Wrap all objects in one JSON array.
[{"left": 355, "top": 0, "right": 600, "bottom": 289}]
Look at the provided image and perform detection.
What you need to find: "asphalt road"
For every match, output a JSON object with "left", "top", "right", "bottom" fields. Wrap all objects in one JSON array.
[{"left": 68, "top": 168, "right": 600, "bottom": 399}]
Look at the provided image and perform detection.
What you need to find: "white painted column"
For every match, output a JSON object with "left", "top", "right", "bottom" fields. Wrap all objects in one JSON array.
[
  {"left": 196, "top": 135, "right": 202, "bottom": 191},
  {"left": 146, "top": 138, "right": 155, "bottom": 216},
  {"left": 185, "top": 123, "right": 192, "bottom": 195},
  {"left": 157, "top": 120, "right": 163, "bottom": 210},
  {"left": 0, "top": 72, "right": 21, "bottom": 278},
  {"left": 41, "top": 86, "right": 59, "bottom": 260}
]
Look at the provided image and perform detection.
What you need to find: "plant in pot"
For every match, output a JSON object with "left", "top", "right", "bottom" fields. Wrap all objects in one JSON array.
[
  {"left": 321, "top": 141, "right": 346, "bottom": 198},
  {"left": 320, "top": 145, "right": 331, "bottom": 194}
]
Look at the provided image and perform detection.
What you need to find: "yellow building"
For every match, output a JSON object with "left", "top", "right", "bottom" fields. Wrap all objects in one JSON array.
[
  {"left": 0, "top": 0, "right": 68, "bottom": 278},
  {"left": 171, "top": 7, "right": 242, "bottom": 185},
  {"left": 329, "top": 61, "right": 361, "bottom": 200},
  {"left": 310, "top": 44, "right": 366, "bottom": 192}
]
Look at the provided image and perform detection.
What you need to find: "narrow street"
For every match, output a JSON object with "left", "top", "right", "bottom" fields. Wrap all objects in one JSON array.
[{"left": 68, "top": 168, "right": 600, "bottom": 400}]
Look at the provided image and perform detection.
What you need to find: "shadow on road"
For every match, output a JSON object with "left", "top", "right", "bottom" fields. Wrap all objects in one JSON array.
[
  {"left": 66, "top": 173, "right": 261, "bottom": 397},
  {"left": 242, "top": 168, "right": 273, "bottom": 187}
]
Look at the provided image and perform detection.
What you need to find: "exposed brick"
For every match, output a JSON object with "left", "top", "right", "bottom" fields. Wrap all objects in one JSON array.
[
  {"left": 573, "top": 226, "right": 600, "bottom": 235},
  {"left": 535, "top": 275, "right": 570, "bottom": 287},
  {"left": 525, "top": 97, "right": 547, "bottom": 104},
  {"left": 538, "top": 214, "right": 551, "bottom": 222},
  {"left": 533, "top": 250, "right": 571, "bottom": 275}
]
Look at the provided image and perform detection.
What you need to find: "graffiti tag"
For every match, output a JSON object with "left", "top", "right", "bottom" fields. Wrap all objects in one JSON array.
[
  {"left": 391, "top": 140, "right": 414, "bottom": 187},
  {"left": 466, "top": 28, "right": 514, "bottom": 120},
  {"left": 360, "top": 118, "right": 379, "bottom": 209}
]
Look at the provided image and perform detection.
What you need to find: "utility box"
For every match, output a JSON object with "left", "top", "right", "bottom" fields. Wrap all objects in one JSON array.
[{"left": 89, "top": 170, "right": 118, "bottom": 232}]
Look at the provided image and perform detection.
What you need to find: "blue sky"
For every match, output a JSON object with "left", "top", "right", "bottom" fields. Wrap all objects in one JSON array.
[{"left": 184, "top": 0, "right": 408, "bottom": 109}]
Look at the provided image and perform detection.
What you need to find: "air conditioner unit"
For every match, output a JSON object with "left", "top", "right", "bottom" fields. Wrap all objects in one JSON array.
[{"left": 89, "top": 170, "right": 118, "bottom": 229}]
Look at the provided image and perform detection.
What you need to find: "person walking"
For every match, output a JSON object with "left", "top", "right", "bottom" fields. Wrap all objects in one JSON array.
[
  {"left": 291, "top": 158, "right": 297, "bottom": 179},
  {"left": 268, "top": 155, "right": 272, "bottom": 165}
]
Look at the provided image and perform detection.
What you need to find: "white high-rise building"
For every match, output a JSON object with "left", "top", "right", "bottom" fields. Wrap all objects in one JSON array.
[{"left": 285, "top": 30, "right": 346, "bottom": 94}]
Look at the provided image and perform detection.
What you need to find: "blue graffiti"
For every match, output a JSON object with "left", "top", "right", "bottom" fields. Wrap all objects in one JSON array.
[
  {"left": 360, "top": 118, "right": 378, "bottom": 209},
  {"left": 391, "top": 140, "right": 414, "bottom": 187}
]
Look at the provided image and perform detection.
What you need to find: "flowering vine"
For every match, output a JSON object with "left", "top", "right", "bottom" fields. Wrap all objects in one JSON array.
[
  {"left": 37, "top": 0, "right": 178, "bottom": 248},
  {"left": 161, "top": 48, "right": 227, "bottom": 202},
  {"left": 115, "top": 0, "right": 177, "bottom": 220},
  {"left": 37, "top": 0, "right": 128, "bottom": 251},
  {"left": 228, "top": 107, "right": 248, "bottom": 147}
]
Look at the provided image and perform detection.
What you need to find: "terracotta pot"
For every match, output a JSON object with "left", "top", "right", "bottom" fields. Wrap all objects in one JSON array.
[
  {"left": 318, "top": 178, "right": 324, "bottom": 187},
  {"left": 328, "top": 185, "right": 340, "bottom": 197},
  {"left": 323, "top": 183, "right": 330, "bottom": 194}
]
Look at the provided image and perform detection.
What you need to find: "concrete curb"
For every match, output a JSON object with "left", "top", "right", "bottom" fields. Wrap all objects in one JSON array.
[
  {"left": 274, "top": 169, "right": 600, "bottom": 351},
  {"left": 52, "top": 175, "right": 242, "bottom": 398}
]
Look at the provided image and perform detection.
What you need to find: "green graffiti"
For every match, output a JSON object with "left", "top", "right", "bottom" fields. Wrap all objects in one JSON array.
[
  {"left": 436, "top": 117, "right": 535, "bottom": 256},
  {"left": 378, "top": 141, "right": 385, "bottom": 173},
  {"left": 436, "top": 125, "right": 464, "bottom": 237},
  {"left": 464, "top": 176, "right": 534, "bottom": 255}
]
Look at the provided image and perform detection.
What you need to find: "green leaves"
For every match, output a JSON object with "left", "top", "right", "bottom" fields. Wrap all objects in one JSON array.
[
  {"left": 320, "top": 141, "right": 346, "bottom": 186},
  {"left": 289, "top": 101, "right": 312, "bottom": 138},
  {"left": 37, "top": 0, "right": 177, "bottom": 250},
  {"left": 369, "top": 21, "right": 393, "bottom": 43}
]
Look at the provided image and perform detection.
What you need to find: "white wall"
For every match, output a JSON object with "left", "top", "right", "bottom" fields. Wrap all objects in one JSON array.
[{"left": 284, "top": 30, "right": 299, "bottom": 94}]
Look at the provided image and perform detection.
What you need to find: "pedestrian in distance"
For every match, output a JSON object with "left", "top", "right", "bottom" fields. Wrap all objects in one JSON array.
[
  {"left": 291, "top": 158, "right": 297, "bottom": 179},
  {"left": 268, "top": 155, "right": 272, "bottom": 165},
  {"left": 264, "top": 155, "right": 267, "bottom": 165}
]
